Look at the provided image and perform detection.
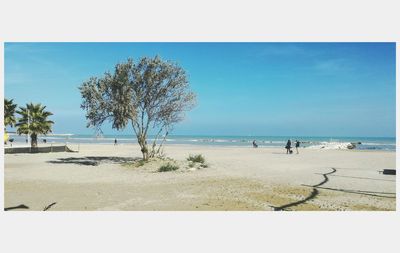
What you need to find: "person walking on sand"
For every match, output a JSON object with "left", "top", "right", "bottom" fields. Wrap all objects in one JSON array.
[
  {"left": 295, "top": 140, "right": 300, "bottom": 154},
  {"left": 114, "top": 138, "right": 117, "bottom": 145},
  {"left": 285, "top": 139, "right": 291, "bottom": 154}
]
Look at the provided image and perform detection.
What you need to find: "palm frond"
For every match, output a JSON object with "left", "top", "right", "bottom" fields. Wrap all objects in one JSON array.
[{"left": 16, "top": 103, "right": 54, "bottom": 136}]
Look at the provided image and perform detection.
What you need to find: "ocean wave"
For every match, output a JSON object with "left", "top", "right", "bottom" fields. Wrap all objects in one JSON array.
[{"left": 306, "top": 142, "right": 354, "bottom": 150}]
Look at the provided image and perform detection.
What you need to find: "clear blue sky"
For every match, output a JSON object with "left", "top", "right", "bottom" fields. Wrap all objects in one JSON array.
[{"left": 4, "top": 42, "right": 396, "bottom": 137}]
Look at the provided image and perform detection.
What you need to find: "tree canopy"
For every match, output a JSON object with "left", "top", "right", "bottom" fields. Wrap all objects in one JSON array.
[
  {"left": 4, "top": 98, "right": 17, "bottom": 128},
  {"left": 16, "top": 103, "right": 54, "bottom": 148},
  {"left": 80, "top": 56, "right": 196, "bottom": 160}
]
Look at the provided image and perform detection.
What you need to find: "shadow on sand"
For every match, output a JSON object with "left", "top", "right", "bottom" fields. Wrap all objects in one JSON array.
[
  {"left": 271, "top": 168, "right": 336, "bottom": 211},
  {"left": 272, "top": 188, "right": 319, "bottom": 211},
  {"left": 320, "top": 174, "right": 395, "bottom": 182},
  {"left": 272, "top": 167, "right": 396, "bottom": 210},
  {"left": 5, "top": 203, "right": 58, "bottom": 211},
  {"left": 301, "top": 185, "right": 396, "bottom": 199},
  {"left": 43, "top": 202, "right": 57, "bottom": 211},
  {"left": 4, "top": 204, "right": 30, "bottom": 211},
  {"left": 47, "top": 156, "right": 140, "bottom": 166}
]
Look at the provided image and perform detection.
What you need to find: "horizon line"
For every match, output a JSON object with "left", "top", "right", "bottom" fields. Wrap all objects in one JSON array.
[{"left": 51, "top": 133, "right": 397, "bottom": 139}]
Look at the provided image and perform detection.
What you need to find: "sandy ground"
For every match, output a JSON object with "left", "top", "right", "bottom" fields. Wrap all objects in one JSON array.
[{"left": 4, "top": 144, "right": 396, "bottom": 211}]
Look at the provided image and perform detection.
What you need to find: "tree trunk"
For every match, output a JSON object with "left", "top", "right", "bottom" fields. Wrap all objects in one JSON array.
[
  {"left": 30, "top": 133, "right": 38, "bottom": 148},
  {"left": 138, "top": 136, "right": 148, "bottom": 161},
  {"left": 141, "top": 147, "right": 148, "bottom": 160}
]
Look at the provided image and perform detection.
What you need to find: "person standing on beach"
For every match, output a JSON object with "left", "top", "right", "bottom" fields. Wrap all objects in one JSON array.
[
  {"left": 252, "top": 140, "right": 258, "bottom": 148},
  {"left": 114, "top": 138, "right": 117, "bottom": 145},
  {"left": 285, "top": 139, "right": 291, "bottom": 154},
  {"left": 295, "top": 140, "right": 300, "bottom": 154}
]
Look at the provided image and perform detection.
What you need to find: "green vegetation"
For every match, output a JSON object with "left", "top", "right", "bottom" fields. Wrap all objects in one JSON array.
[
  {"left": 158, "top": 163, "right": 179, "bottom": 172},
  {"left": 15, "top": 103, "right": 54, "bottom": 148},
  {"left": 122, "top": 159, "right": 147, "bottom": 168},
  {"left": 186, "top": 154, "right": 209, "bottom": 170},
  {"left": 4, "top": 98, "right": 17, "bottom": 128},
  {"left": 187, "top": 154, "right": 205, "bottom": 164},
  {"left": 136, "top": 160, "right": 146, "bottom": 167},
  {"left": 79, "top": 56, "right": 196, "bottom": 161}
]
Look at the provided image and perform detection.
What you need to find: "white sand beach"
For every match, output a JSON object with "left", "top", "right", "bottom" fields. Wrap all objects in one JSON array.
[{"left": 4, "top": 144, "right": 396, "bottom": 211}]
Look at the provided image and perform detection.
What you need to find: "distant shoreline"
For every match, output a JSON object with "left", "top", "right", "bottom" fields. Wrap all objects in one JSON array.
[
  {"left": 4, "top": 142, "right": 395, "bottom": 153},
  {"left": 5, "top": 134, "right": 396, "bottom": 151}
]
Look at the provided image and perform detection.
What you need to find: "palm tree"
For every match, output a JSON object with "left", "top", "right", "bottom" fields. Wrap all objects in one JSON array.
[
  {"left": 4, "top": 98, "right": 17, "bottom": 144},
  {"left": 4, "top": 98, "right": 17, "bottom": 128},
  {"left": 16, "top": 103, "right": 54, "bottom": 148}
]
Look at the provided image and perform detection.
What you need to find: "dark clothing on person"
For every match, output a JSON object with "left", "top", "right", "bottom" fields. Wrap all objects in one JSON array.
[
  {"left": 252, "top": 140, "right": 258, "bottom": 148},
  {"left": 114, "top": 139, "right": 117, "bottom": 145},
  {"left": 285, "top": 140, "right": 291, "bottom": 154}
]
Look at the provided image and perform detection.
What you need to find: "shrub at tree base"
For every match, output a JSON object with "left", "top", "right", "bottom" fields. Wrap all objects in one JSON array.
[
  {"left": 158, "top": 163, "right": 179, "bottom": 172},
  {"left": 123, "top": 159, "right": 147, "bottom": 168},
  {"left": 187, "top": 154, "right": 205, "bottom": 164}
]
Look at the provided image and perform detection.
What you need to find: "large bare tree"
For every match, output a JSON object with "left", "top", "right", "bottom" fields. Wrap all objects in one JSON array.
[{"left": 79, "top": 56, "right": 196, "bottom": 160}]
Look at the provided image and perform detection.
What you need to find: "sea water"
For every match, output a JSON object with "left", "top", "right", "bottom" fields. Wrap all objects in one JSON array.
[{"left": 6, "top": 134, "right": 396, "bottom": 151}]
